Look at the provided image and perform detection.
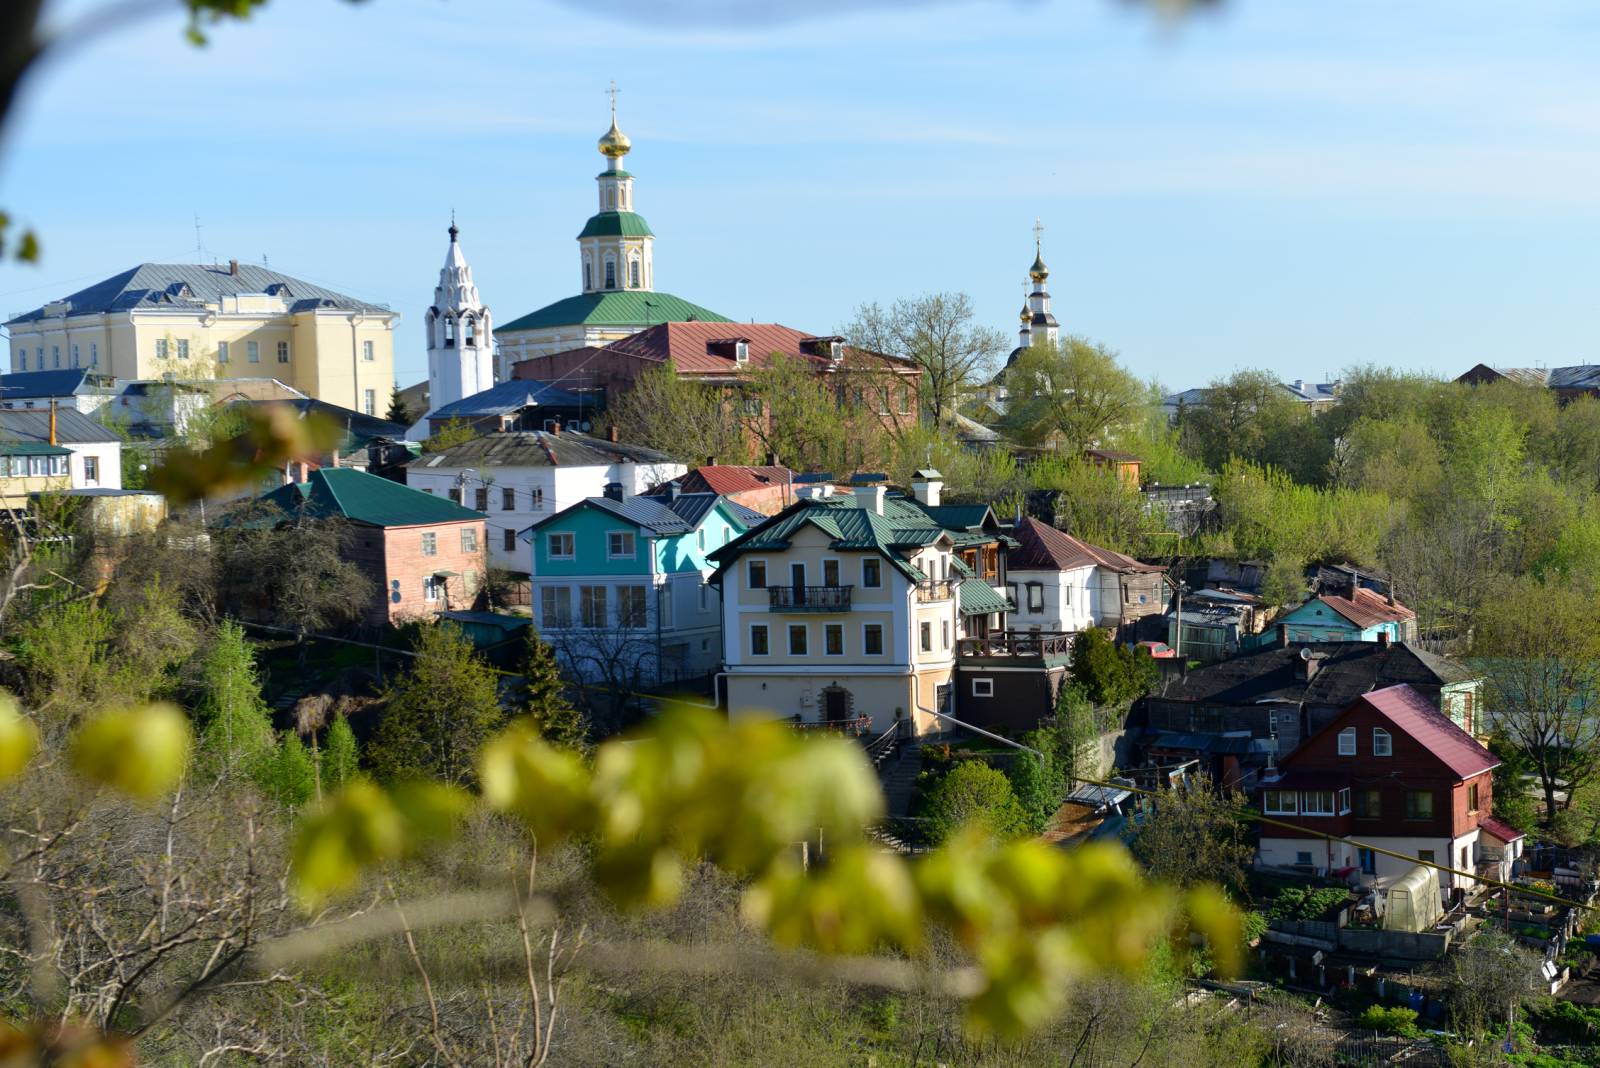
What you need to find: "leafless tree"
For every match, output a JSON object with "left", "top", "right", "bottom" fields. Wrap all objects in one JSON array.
[{"left": 844, "top": 292, "right": 1007, "bottom": 427}]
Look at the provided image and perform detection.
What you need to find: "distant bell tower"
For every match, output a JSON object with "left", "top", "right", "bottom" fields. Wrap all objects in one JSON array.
[
  {"left": 425, "top": 218, "right": 495, "bottom": 413},
  {"left": 1026, "top": 219, "right": 1059, "bottom": 348},
  {"left": 581, "top": 82, "right": 656, "bottom": 295}
]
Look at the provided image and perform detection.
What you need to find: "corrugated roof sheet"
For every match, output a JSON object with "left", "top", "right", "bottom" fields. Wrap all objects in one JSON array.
[
  {"left": 0, "top": 407, "right": 119, "bottom": 445},
  {"left": 498, "top": 291, "right": 730, "bottom": 333},
  {"left": 0, "top": 369, "right": 117, "bottom": 399},
  {"left": 1478, "top": 815, "right": 1526, "bottom": 842},
  {"left": 643, "top": 465, "right": 793, "bottom": 498},
  {"left": 575, "top": 211, "right": 655, "bottom": 239},
  {"left": 427, "top": 379, "right": 585, "bottom": 420},
  {"left": 1152, "top": 642, "right": 1477, "bottom": 708},
  {"left": 7, "top": 263, "right": 388, "bottom": 325},
  {"left": 596, "top": 321, "right": 915, "bottom": 378},
  {"left": 958, "top": 578, "right": 1010, "bottom": 616},
  {"left": 0, "top": 441, "right": 69, "bottom": 456},
  {"left": 580, "top": 495, "right": 694, "bottom": 535},
  {"left": 1007, "top": 516, "right": 1163, "bottom": 574},
  {"left": 1313, "top": 588, "right": 1416, "bottom": 629},
  {"left": 409, "top": 430, "right": 675, "bottom": 470},
  {"left": 1333, "top": 684, "right": 1498, "bottom": 780},
  {"left": 258, "top": 467, "right": 484, "bottom": 527}
]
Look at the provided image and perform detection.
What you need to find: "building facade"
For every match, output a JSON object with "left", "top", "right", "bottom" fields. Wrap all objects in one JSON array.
[
  {"left": 0, "top": 407, "right": 122, "bottom": 506},
  {"left": 5, "top": 262, "right": 397, "bottom": 413},
  {"left": 1272, "top": 586, "right": 1417, "bottom": 645},
  {"left": 0, "top": 369, "right": 119, "bottom": 414}
]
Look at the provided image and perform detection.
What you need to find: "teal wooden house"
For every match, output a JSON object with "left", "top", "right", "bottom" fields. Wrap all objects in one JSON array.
[
  {"left": 522, "top": 484, "right": 764, "bottom": 686},
  {"left": 1271, "top": 586, "right": 1416, "bottom": 645}
]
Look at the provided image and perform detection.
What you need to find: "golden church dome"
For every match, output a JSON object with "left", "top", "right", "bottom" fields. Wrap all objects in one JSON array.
[
  {"left": 1029, "top": 253, "right": 1049, "bottom": 282},
  {"left": 598, "top": 120, "right": 631, "bottom": 159}
]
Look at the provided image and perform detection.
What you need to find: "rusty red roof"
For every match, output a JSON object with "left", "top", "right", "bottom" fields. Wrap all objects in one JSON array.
[
  {"left": 1346, "top": 685, "right": 1498, "bottom": 780},
  {"left": 598, "top": 321, "right": 916, "bottom": 378},
  {"left": 1318, "top": 587, "right": 1415, "bottom": 629},
  {"left": 1478, "top": 815, "right": 1526, "bottom": 842},
  {"left": 1007, "top": 516, "right": 1164, "bottom": 574},
  {"left": 644, "top": 465, "right": 794, "bottom": 497}
]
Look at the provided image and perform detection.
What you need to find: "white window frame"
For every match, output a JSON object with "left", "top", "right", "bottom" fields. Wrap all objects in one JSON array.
[
  {"left": 861, "top": 557, "right": 882, "bottom": 588},
  {"left": 919, "top": 621, "right": 932, "bottom": 653},
  {"left": 787, "top": 624, "right": 808, "bottom": 656},
  {"left": 89, "top": 342, "right": 98, "bottom": 366},
  {"left": 420, "top": 532, "right": 437, "bottom": 557},
  {"left": 363, "top": 389, "right": 376, "bottom": 416},
  {"left": 247, "top": 340, "right": 259, "bottom": 363},
  {"left": 862, "top": 622, "right": 885, "bottom": 656},
  {"left": 423, "top": 576, "right": 441, "bottom": 603},
  {"left": 1372, "top": 728, "right": 1392, "bottom": 757},
  {"left": 823, "top": 622, "right": 844, "bottom": 657},
  {"left": 618, "top": 585, "right": 648, "bottom": 629},
  {"left": 362, "top": 339, "right": 375, "bottom": 362},
  {"left": 460, "top": 527, "right": 477, "bottom": 554},
  {"left": 607, "top": 530, "right": 636, "bottom": 559},
  {"left": 541, "top": 586, "right": 572, "bottom": 628},
  {"left": 155, "top": 339, "right": 168, "bottom": 360},
  {"left": 547, "top": 532, "right": 575, "bottom": 560},
  {"left": 177, "top": 339, "right": 189, "bottom": 360},
  {"left": 972, "top": 678, "right": 994, "bottom": 698},
  {"left": 1337, "top": 727, "right": 1356, "bottom": 756},
  {"left": 217, "top": 340, "right": 229, "bottom": 364},
  {"left": 749, "top": 623, "right": 770, "bottom": 657},
  {"left": 1262, "top": 790, "right": 1297, "bottom": 815},
  {"left": 1338, "top": 787, "right": 1352, "bottom": 815},
  {"left": 1301, "top": 791, "right": 1336, "bottom": 817},
  {"left": 1295, "top": 851, "right": 1314, "bottom": 866}
]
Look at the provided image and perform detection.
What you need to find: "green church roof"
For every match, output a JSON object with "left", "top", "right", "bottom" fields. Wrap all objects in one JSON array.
[
  {"left": 577, "top": 211, "right": 655, "bottom": 239},
  {"left": 498, "top": 290, "right": 732, "bottom": 334}
]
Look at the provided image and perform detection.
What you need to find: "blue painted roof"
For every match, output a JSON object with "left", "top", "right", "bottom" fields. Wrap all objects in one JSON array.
[
  {"left": 0, "top": 369, "right": 117, "bottom": 399},
  {"left": 427, "top": 379, "right": 586, "bottom": 420}
]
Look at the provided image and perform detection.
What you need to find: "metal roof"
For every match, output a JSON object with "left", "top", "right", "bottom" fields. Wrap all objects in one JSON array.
[
  {"left": 426, "top": 379, "right": 586, "bottom": 420},
  {"left": 255, "top": 467, "right": 484, "bottom": 528},
  {"left": 0, "top": 369, "right": 117, "bottom": 399},
  {"left": 1151, "top": 641, "right": 1476, "bottom": 708},
  {"left": 1008, "top": 516, "right": 1164, "bottom": 574},
  {"left": 958, "top": 578, "right": 1011, "bottom": 616},
  {"left": 7, "top": 262, "right": 389, "bottom": 325},
  {"left": 575, "top": 210, "right": 655, "bottom": 239},
  {"left": 0, "top": 407, "right": 119, "bottom": 445},
  {"left": 409, "top": 430, "right": 675, "bottom": 470},
  {"left": 499, "top": 290, "right": 730, "bottom": 333}
]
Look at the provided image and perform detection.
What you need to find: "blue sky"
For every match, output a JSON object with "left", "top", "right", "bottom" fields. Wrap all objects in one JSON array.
[{"left": 2, "top": 0, "right": 1598, "bottom": 389}]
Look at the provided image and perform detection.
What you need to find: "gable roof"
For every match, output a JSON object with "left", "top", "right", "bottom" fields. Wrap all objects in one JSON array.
[
  {"left": 7, "top": 263, "right": 389, "bottom": 325},
  {"left": 426, "top": 379, "right": 586, "bottom": 421},
  {"left": 230, "top": 397, "right": 406, "bottom": 453},
  {"left": 498, "top": 290, "right": 731, "bottom": 333},
  {"left": 408, "top": 430, "right": 675, "bottom": 470},
  {"left": 0, "top": 407, "right": 120, "bottom": 445},
  {"left": 643, "top": 465, "right": 794, "bottom": 498},
  {"left": 1299, "top": 587, "right": 1416, "bottom": 629},
  {"left": 1007, "top": 516, "right": 1162, "bottom": 574},
  {"left": 595, "top": 321, "right": 916, "bottom": 378},
  {"left": 257, "top": 467, "right": 484, "bottom": 527},
  {"left": 525, "top": 491, "right": 765, "bottom": 539},
  {"left": 1295, "top": 684, "right": 1498, "bottom": 780},
  {"left": 0, "top": 369, "right": 118, "bottom": 400},
  {"left": 1151, "top": 641, "right": 1479, "bottom": 708}
]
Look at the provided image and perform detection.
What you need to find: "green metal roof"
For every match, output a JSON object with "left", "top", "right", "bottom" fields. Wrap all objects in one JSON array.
[
  {"left": 958, "top": 578, "right": 1011, "bottom": 617},
  {"left": 0, "top": 441, "right": 70, "bottom": 456},
  {"left": 596, "top": 170, "right": 634, "bottom": 180},
  {"left": 257, "top": 468, "right": 486, "bottom": 528},
  {"left": 576, "top": 211, "right": 655, "bottom": 239},
  {"left": 498, "top": 290, "right": 732, "bottom": 333}
]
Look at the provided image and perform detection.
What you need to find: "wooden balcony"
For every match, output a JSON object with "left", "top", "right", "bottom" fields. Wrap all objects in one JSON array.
[
  {"left": 957, "top": 630, "right": 1075, "bottom": 659},
  {"left": 914, "top": 579, "right": 957, "bottom": 602},
  {"left": 767, "top": 585, "right": 852, "bottom": 612}
]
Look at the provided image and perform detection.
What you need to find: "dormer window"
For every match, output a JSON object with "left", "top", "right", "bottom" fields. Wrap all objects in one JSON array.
[
  {"left": 735, "top": 340, "right": 749, "bottom": 363},
  {"left": 443, "top": 317, "right": 455, "bottom": 347},
  {"left": 830, "top": 341, "right": 843, "bottom": 360}
]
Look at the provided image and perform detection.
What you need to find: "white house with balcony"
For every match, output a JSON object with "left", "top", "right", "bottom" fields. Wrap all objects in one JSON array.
[
  {"left": 707, "top": 472, "right": 1012, "bottom": 736},
  {"left": 402, "top": 429, "right": 684, "bottom": 574}
]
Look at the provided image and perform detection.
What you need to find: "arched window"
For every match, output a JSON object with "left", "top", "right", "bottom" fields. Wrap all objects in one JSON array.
[
  {"left": 1337, "top": 727, "right": 1356, "bottom": 755},
  {"left": 463, "top": 317, "right": 476, "bottom": 348},
  {"left": 1372, "top": 728, "right": 1392, "bottom": 756},
  {"left": 444, "top": 317, "right": 455, "bottom": 347},
  {"left": 604, "top": 258, "right": 616, "bottom": 290},
  {"left": 583, "top": 260, "right": 592, "bottom": 290},
  {"left": 629, "top": 258, "right": 640, "bottom": 289}
]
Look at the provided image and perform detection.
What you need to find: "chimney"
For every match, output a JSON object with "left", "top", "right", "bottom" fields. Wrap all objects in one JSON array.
[
  {"left": 48, "top": 399, "right": 56, "bottom": 446},
  {"left": 667, "top": 480, "right": 681, "bottom": 501},
  {"left": 1377, "top": 630, "right": 1390, "bottom": 647},
  {"left": 764, "top": 451, "right": 778, "bottom": 467},
  {"left": 550, "top": 422, "right": 560, "bottom": 435},
  {"left": 1278, "top": 625, "right": 1291, "bottom": 649},
  {"left": 911, "top": 468, "right": 943, "bottom": 507},
  {"left": 1301, "top": 648, "right": 1324, "bottom": 681},
  {"left": 1346, "top": 570, "right": 1359, "bottom": 601},
  {"left": 603, "top": 482, "right": 624, "bottom": 502},
  {"left": 704, "top": 455, "right": 717, "bottom": 467},
  {"left": 854, "top": 484, "right": 886, "bottom": 515},
  {"left": 608, "top": 424, "right": 619, "bottom": 443},
  {"left": 228, "top": 259, "right": 239, "bottom": 276}
]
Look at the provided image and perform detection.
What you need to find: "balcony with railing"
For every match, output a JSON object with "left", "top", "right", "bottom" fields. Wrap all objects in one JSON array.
[
  {"left": 914, "top": 578, "right": 957, "bottom": 602},
  {"left": 767, "top": 585, "right": 852, "bottom": 612},
  {"left": 957, "top": 630, "right": 1075, "bottom": 661}
]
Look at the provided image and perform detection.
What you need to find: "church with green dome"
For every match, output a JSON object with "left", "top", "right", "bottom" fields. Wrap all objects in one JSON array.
[{"left": 494, "top": 97, "right": 730, "bottom": 376}]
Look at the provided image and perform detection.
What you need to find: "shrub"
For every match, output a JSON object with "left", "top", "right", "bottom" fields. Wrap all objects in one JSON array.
[
  {"left": 917, "top": 760, "right": 1030, "bottom": 844},
  {"left": 1358, "top": 1005, "right": 1419, "bottom": 1036}
]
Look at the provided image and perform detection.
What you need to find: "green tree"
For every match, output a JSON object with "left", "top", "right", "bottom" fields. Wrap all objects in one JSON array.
[
  {"left": 260, "top": 731, "right": 316, "bottom": 809},
  {"left": 1043, "top": 682, "right": 1100, "bottom": 786},
  {"left": 608, "top": 363, "right": 749, "bottom": 465},
  {"left": 920, "top": 760, "right": 1031, "bottom": 843},
  {"left": 1001, "top": 337, "right": 1146, "bottom": 453},
  {"left": 1027, "top": 455, "right": 1165, "bottom": 555},
  {"left": 194, "top": 620, "right": 276, "bottom": 778},
  {"left": 385, "top": 384, "right": 413, "bottom": 425},
  {"left": 520, "top": 628, "right": 586, "bottom": 749},
  {"left": 321, "top": 712, "right": 360, "bottom": 790},
  {"left": 1259, "top": 553, "right": 1308, "bottom": 608},
  {"left": 371, "top": 622, "right": 505, "bottom": 785},
  {"left": 1129, "top": 777, "right": 1254, "bottom": 893},
  {"left": 1068, "top": 629, "right": 1157, "bottom": 708},
  {"left": 422, "top": 417, "right": 478, "bottom": 454},
  {"left": 1006, "top": 750, "right": 1060, "bottom": 835}
]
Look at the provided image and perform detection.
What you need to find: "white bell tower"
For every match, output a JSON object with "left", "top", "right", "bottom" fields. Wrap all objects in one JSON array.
[
  {"left": 425, "top": 218, "right": 495, "bottom": 414},
  {"left": 1025, "top": 219, "right": 1060, "bottom": 348}
]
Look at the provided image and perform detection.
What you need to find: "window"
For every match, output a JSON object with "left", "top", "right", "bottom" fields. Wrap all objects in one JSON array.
[
  {"left": 735, "top": 340, "right": 749, "bottom": 363},
  {"left": 1405, "top": 791, "right": 1434, "bottom": 820},
  {"left": 1301, "top": 791, "right": 1336, "bottom": 816},
  {"left": 548, "top": 532, "right": 574, "bottom": 559},
  {"left": 941, "top": 620, "right": 950, "bottom": 649},
  {"left": 423, "top": 575, "right": 442, "bottom": 602},
  {"left": 696, "top": 529, "right": 706, "bottom": 552},
  {"left": 788, "top": 625, "right": 808, "bottom": 655},
  {"left": 503, "top": 528, "right": 517, "bottom": 552},
  {"left": 90, "top": 342, "right": 98, "bottom": 366},
  {"left": 1295, "top": 851, "right": 1313, "bottom": 866},
  {"left": 448, "top": 487, "right": 462, "bottom": 504},
  {"left": 919, "top": 622, "right": 932, "bottom": 653},
  {"left": 748, "top": 559, "right": 767, "bottom": 589},
  {"left": 862, "top": 558, "right": 881, "bottom": 588},
  {"left": 218, "top": 341, "right": 229, "bottom": 364},
  {"left": 749, "top": 624, "right": 770, "bottom": 656},
  {"left": 608, "top": 531, "right": 636, "bottom": 558},
  {"left": 363, "top": 389, "right": 376, "bottom": 416},
  {"left": 604, "top": 260, "right": 616, "bottom": 289},
  {"left": 863, "top": 623, "right": 884, "bottom": 656},
  {"left": 1467, "top": 782, "right": 1480, "bottom": 813},
  {"left": 1461, "top": 846, "right": 1470, "bottom": 871},
  {"left": 1354, "top": 788, "right": 1382, "bottom": 818},
  {"left": 464, "top": 318, "right": 476, "bottom": 347},
  {"left": 71, "top": 343, "right": 79, "bottom": 367},
  {"left": 34, "top": 347, "right": 42, "bottom": 367},
  {"left": 177, "top": 339, "right": 189, "bottom": 360},
  {"left": 461, "top": 528, "right": 477, "bottom": 553},
  {"left": 972, "top": 678, "right": 994, "bottom": 698},
  {"left": 444, "top": 317, "right": 455, "bottom": 346},
  {"left": 51, "top": 345, "right": 60, "bottom": 368},
  {"left": 83, "top": 456, "right": 98, "bottom": 484},
  {"left": 502, "top": 487, "right": 516, "bottom": 510},
  {"left": 474, "top": 488, "right": 489, "bottom": 512},
  {"left": 1417, "top": 850, "right": 1436, "bottom": 865},
  {"left": 1372, "top": 728, "right": 1392, "bottom": 756},
  {"left": 1262, "top": 790, "right": 1297, "bottom": 815},
  {"left": 583, "top": 262, "right": 592, "bottom": 290},
  {"left": 155, "top": 339, "right": 168, "bottom": 360},
  {"left": 1026, "top": 583, "right": 1044, "bottom": 612},
  {"left": 363, "top": 340, "right": 375, "bottom": 362},
  {"left": 247, "top": 341, "right": 259, "bottom": 363},
  {"left": 629, "top": 259, "right": 640, "bottom": 288},
  {"left": 531, "top": 487, "right": 544, "bottom": 509},
  {"left": 618, "top": 586, "right": 648, "bottom": 628},
  {"left": 541, "top": 587, "right": 572, "bottom": 627},
  {"left": 1338, "top": 787, "right": 1352, "bottom": 814},
  {"left": 822, "top": 559, "right": 839, "bottom": 586},
  {"left": 421, "top": 532, "right": 438, "bottom": 556},
  {"left": 1337, "top": 727, "right": 1356, "bottom": 755},
  {"left": 16, "top": 352, "right": 24, "bottom": 370},
  {"left": 580, "top": 585, "right": 608, "bottom": 628},
  {"left": 1358, "top": 848, "right": 1376, "bottom": 874},
  {"left": 824, "top": 623, "right": 844, "bottom": 656}
]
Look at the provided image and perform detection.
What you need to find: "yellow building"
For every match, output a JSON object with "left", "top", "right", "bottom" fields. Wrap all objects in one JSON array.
[{"left": 5, "top": 261, "right": 397, "bottom": 414}]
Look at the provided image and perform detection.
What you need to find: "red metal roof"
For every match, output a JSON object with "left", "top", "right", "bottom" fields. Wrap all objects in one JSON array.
[
  {"left": 1007, "top": 516, "right": 1164, "bottom": 574},
  {"left": 644, "top": 465, "right": 793, "bottom": 497},
  {"left": 1317, "top": 587, "right": 1416, "bottom": 629},
  {"left": 1478, "top": 815, "right": 1526, "bottom": 843},
  {"left": 598, "top": 321, "right": 916, "bottom": 378},
  {"left": 1353, "top": 684, "right": 1499, "bottom": 780}
]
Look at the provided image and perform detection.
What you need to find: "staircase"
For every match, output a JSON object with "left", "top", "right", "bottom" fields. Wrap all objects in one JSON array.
[{"left": 879, "top": 742, "right": 924, "bottom": 818}]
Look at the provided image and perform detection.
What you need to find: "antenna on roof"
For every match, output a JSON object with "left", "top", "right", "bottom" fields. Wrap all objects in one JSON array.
[
  {"left": 192, "top": 213, "right": 205, "bottom": 261},
  {"left": 262, "top": 254, "right": 269, "bottom": 268}
]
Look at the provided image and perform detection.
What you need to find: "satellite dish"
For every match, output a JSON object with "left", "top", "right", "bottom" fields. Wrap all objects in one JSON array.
[{"left": 1300, "top": 646, "right": 1314, "bottom": 661}]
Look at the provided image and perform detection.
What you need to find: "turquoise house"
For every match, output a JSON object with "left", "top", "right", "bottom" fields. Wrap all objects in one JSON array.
[
  {"left": 1271, "top": 587, "right": 1416, "bottom": 646},
  {"left": 522, "top": 485, "right": 763, "bottom": 686}
]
